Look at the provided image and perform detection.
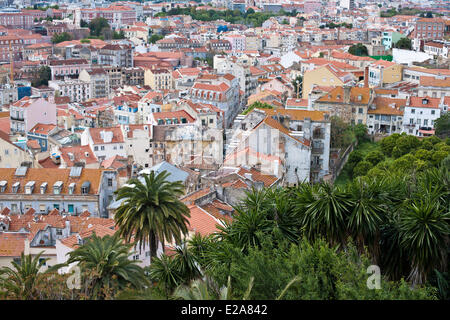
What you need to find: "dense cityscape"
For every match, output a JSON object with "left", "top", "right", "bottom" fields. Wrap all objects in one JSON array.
[{"left": 0, "top": 0, "right": 449, "bottom": 302}]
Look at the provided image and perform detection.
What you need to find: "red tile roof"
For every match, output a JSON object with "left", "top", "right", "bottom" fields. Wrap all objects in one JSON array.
[
  {"left": 187, "top": 205, "right": 222, "bottom": 236},
  {"left": 88, "top": 126, "right": 124, "bottom": 145},
  {"left": 409, "top": 96, "right": 440, "bottom": 109}
]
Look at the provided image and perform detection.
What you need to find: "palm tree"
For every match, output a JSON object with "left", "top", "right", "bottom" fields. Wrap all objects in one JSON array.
[
  {"left": 399, "top": 198, "right": 450, "bottom": 286},
  {"left": 297, "top": 182, "right": 352, "bottom": 246},
  {"left": 346, "top": 178, "right": 387, "bottom": 260},
  {"left": 265, "top": 188, "right": 302, "bottom": 244},
  {"left": 114, "top": 170, "right": 190, "bottom": 264},
  {"left": 0, "top": 252, "right": 62, "bottom": 300},
  {"left": 217, "top": 207, "right": 271, "bottom": 251},
  {"left": 67, "top": 233, "right": 149, "bottom": 299},
  {"left": 148, "top": 254, "right": 183, "bottom": 297},
  {"left": 172, "top": 242, "right": 202, "bottom": 282}
]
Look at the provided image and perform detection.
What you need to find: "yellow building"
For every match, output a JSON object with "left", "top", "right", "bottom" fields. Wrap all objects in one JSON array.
[
  {"left": 302, "top": 64, "right": 354, "bottom": 99},
  {"left": 144, "top": 67, "right": 173, "bottom": 91},
  {"left": 368, "top": 60, "right": 403, "bottom": 87}
]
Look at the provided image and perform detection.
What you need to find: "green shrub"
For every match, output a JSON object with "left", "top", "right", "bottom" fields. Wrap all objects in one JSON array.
[
  {"left": 365, "top": 150, "right": 385, "bottom": 165},
  {"left": 353, "top": 161, "right": 373, "bottom": 177}
]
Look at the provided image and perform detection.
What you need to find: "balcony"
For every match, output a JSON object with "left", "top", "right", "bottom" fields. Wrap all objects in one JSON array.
[{"left": 11, "top": 115, "right": 24, "bottom": 121}]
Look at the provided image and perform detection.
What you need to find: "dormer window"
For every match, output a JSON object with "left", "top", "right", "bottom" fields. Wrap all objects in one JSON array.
[
  {"left": 12, "top": 182, "right": 20, "bottom": 193},
  {"left": 68, "top": 183, "right": 76, "bottom": 195},
  {"left": 53, "top": 181, "right": 63, "bottom": 195},
  {"left": 0, "top": 181, "right": 7, "bottom": 193},
  {"left": 422, "top": 99, "right": 428, "bottom": 105},
  {"left": 40, "top": 182, "right": 47, "bottom": 194},
  {"left": 25, "top": 181, "right": 35, "bottom": 194},
  {"left": 81, "top": 181, "right": 91, "bottom": 194}
]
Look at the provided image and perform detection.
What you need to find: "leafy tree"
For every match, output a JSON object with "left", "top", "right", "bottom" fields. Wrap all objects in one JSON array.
[
  {"left": 292, "top": 75, "right": 303, "bottom": 98},
  {"left": 88, "top": 17, "right": 110, "bottom": 37},
  {"left": 51, "top": 32, "right": 72, "bottom": 44},
  {"left": 353, "top": 124, "right": 369, "bottom": 142},
  {"left": 113, "top": 30, "right": 125, "bottom": 39},
  {"left": 395, "top": 37, "right": 412, "bottom": 50},
  {"left": 67, "top": 233, "right": 149, "bottom": 299},
  {"left": 149, "top": 34, "right": 164, "bottom": 44},
  {"left": 365, "top": 150, "right": 385, "bottom": 165},
  {"left": 348, "top": 43, "right": 369, "bottom": 57},
  {"left": 80, "top": 19, "right": 89, "bottom": 28},
  {"left": 330, "top": 116, "right": 354, "bottom": 148},
  {"left": 31, "top": 66, "right": 51, "bottom": 88},
  {"left": 435, "top": 113, "right": 450, "bottom": 138},
  {"left": 114, "top": 171, "right": 190, "bottom": 264},
  {"left": 353, "top": 161, "right": 373, "bottom": 177}
]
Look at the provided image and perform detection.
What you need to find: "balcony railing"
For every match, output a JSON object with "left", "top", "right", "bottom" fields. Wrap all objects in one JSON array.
[{"left": 10, "top": 116, "right": 24, "bottom": 121}]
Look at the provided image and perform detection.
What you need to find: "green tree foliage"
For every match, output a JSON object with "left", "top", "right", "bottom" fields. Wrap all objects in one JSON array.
[
  {"left": 348, "top": 43, "right": 369, "bottom": 56},
  {"left": 80, "top": 19, "right": 89, "bottom": 28},
  {"left": 31, "top": 66, "right": 51, "bottom": 88},
  {"left": 353, "top": 161, "right": 373, "bottom": 177},
  {"left": 0, "top": 252, "right": 63, "bottom": 300},
  {"left": 113, "top": 30, "right": 125, "bottom": 39},
  {"left": 395, "top": 37, "right": 412, "bottom": 50},
  {"left": 88, "top": 17, "right": 110, "bottom": 37},
  {"left": 435, "top": 113, "right": 450, "bottom": 138},
  {"left": 292, "top": 75, "right": 303, "bottom": 98},
  {"left": 330, "top": 116, "right": 355, "bottom": 148},
  {"left": 353, "top": 124, "right": 369, "bottom": 142},
  {"left": 114, "top": 171, "right": 190, "bottom": 264},
  {"left": 365, "top": 150, "right": 385, "bottom": 165},
  {"left": 242, "top": 101, "right": 274, "bottom": 115},
  {"left": 149, "top": 34, "right": 164, "bottom": 44},
  {"left": 67, "top": 233, "right": 149, "bottom": 299},
  {"left": 51, "top": 32, "right": 72, "bottom": 44},
  {"left": 155, "top": 7, "right": 286, "bottom": 27}
]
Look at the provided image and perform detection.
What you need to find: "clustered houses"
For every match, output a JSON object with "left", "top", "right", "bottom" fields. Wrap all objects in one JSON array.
[
  {"left": 0, "top": 0, "right": 449, "bottom": 267},
  {"left": 188, "top": 73, "right": 240, "bottom": 127},
  {"left": 0, "top": 167, "right": 117, "bottom": 218}
]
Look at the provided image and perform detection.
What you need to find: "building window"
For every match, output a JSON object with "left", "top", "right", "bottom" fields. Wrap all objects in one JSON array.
[{"left": 108, "top": 179, "right": 113, "bottom": 187}]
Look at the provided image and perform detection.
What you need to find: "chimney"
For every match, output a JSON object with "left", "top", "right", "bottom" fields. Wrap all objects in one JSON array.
[
  {"left": 364, "top": 66, "right": 369, "bottom": 88},
  {"left": 343, "top": 86, "right": 351, "bottom": 104}
]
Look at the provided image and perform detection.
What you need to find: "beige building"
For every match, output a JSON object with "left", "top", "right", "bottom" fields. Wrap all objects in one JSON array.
[
  {"left": 368, "top": 60, "right": 403, "bottom": 87},
  {"left": 303, "top": 65, "right": 355, "bottom": 99},
  {"left": 0, "top": 132, "right": 35, "bottom": 168},
  {"left": 144, "top": 67, "right": 173, "bottom": 91},
  {"left": 312, "top": 86, "right": 373, "bottom": 125}
]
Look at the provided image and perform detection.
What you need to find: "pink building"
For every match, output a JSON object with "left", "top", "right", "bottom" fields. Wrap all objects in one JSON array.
[
  {"left": 48, "top": 59, "right": 91, "bottom": 80},
  {"left": 304, "top": 1, "right": 322, "bottom": 14},
  {"left": 0, "top": 13, "right": 34, "bottom": 29},
  {"left": 9, "top": 97, "right": 57, "bottom": 134},
  {"left": 223, "top": 34, "right": 246, "bottom": 52}
]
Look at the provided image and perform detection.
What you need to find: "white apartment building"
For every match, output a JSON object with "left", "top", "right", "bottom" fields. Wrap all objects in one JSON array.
[
  {"left": 81, "top": 126, "right": 127, "bottom": 162},
  {"left": 402, "top": 97, "right": 441, "bottom": 137},
  {"left": 48, "top": 78, "right": 91, "bottom": 103}
]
